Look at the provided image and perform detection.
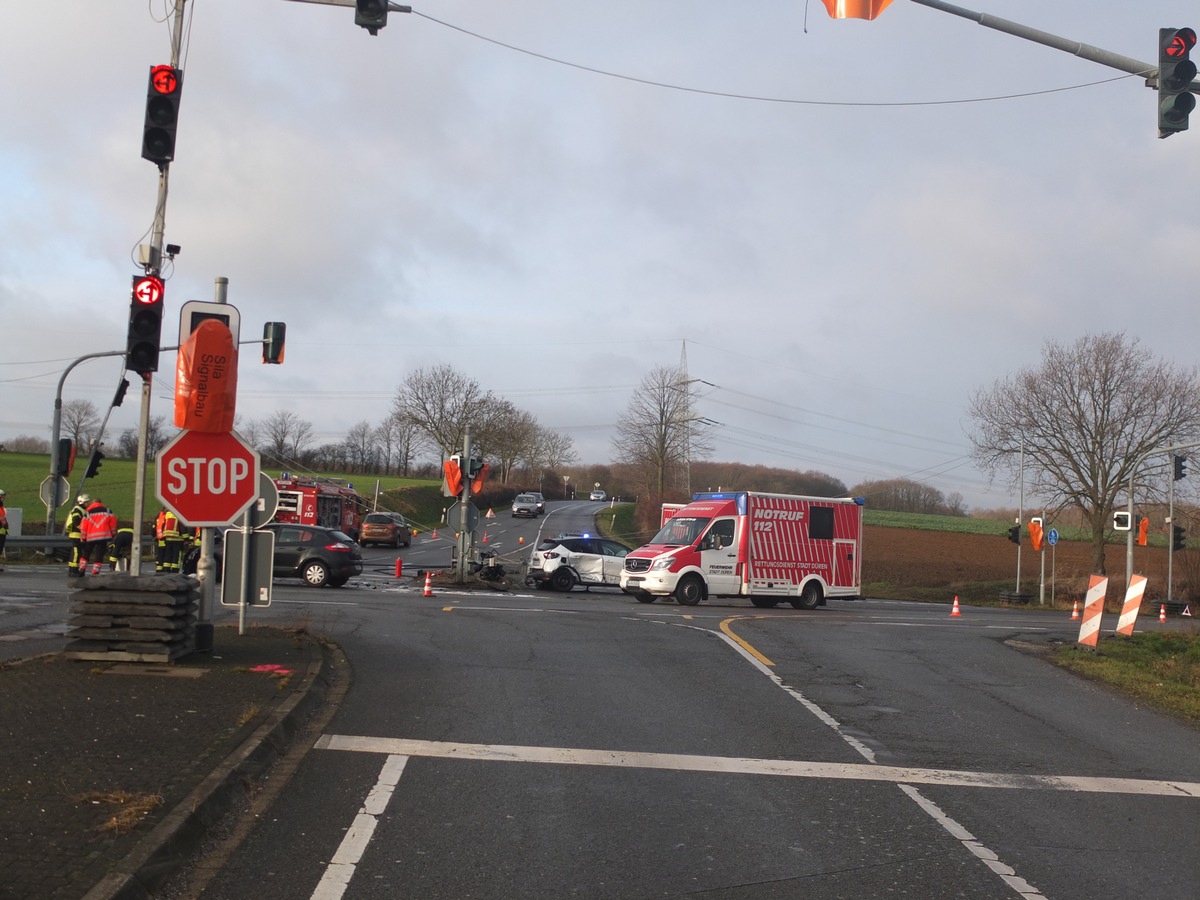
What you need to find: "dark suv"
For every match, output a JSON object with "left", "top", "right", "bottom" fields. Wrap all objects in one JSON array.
[
  {"left": 359, "top": 512, "right": 412, "bottom": 548},
  {"left": 266, "top": 524, "right": 363, "bottom": 587}
]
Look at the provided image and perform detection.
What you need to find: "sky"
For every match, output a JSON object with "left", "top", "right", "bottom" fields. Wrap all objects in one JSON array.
[{"left": 2, "top": 0, "right": 1199, "bottom": 513}]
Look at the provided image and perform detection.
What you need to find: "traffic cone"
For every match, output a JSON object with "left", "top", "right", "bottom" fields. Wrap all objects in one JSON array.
[
  {"left": 950, "top": 596, "right": 961, "bottom": 617},
  {"left": 1070, "top": 600, "right": 1080, "bottom": 620},
  {"left": 432, "top": 528, "right": 437, "bottom": 540},
  {"left": 423, "top": 572, "right": 433, "bottom": 598},
  {"left": 482, "top": 531, "right": 489, "bottom": 543},
  {"left": 1160, "top": 604, "right": 1167, "bottom": 623}
]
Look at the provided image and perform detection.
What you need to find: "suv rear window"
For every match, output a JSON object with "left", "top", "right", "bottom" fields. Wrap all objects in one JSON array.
[{"left": 365, "top": 514, "right": 394, "bottom": 524}]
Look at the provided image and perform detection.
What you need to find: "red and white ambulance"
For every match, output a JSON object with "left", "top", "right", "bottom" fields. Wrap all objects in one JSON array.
[{"left": 620, "top": 491, "right": 864, "bottom": 608}]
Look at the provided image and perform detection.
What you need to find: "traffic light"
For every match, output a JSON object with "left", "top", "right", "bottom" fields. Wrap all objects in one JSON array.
[
  {"left": 1158, "top": 28, "right": 1197, "bottom": 137},
  {"left": 126, "top": 274, "right": 165, "bottom": 374},
  {"left": 1113, "top": 511, "right": 1132, "bottom": 531},
  {"left": 141, "top": 64, "right": 184, "bottom": 164},
  {"left": 1173, "top": 524, "right": 1186, "bottom": 552},
  {"left": 1174, "top": 454, "right": 1188, "bottom": 481},
  {"left": 1007, "top": 525, "right": 1020, "bottom": 544},
  {"left": 355, "top": 0, "right": 387, "bottom": 35},
  {"left": 56, "top": 438, "right": 75, "bottom": 476},
  {"left": 84, "top": 448, "right": 105, "bottom": 480},
  {"left": 263, "top": 322, "right": 286, "bottom": 364}
]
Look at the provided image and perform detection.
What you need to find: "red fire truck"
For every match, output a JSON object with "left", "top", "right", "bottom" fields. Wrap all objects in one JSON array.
[
  {"left": 272, "top": 474, "right": 368, "bottom": 540},
  {"left": 620, "top": 491, "right": 864, "bottom": 609}
]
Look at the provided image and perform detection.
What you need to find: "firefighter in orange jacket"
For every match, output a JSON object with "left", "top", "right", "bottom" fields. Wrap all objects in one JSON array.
[
  {"left": 155, "top": 508, "right": 168, "bottom": 572},
  {"left": 79, "top": 499, "right": 118, "bottom": 576}
]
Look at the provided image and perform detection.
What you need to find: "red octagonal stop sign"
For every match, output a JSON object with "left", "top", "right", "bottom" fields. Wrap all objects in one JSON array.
[{"left": 156, "top": 429, "right": 261, "bottom": 526}]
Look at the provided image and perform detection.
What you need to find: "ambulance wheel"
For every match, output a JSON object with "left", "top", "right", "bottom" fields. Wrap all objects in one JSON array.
[
  {"left": 674, "top": 575, "right": 704, "bottom": 606},
  {"left": 751, "top": 597, "right": 778, "bottom": 609},
  {"left": 550, "top": 568, "right": 575, "bottom": 592},
  {"left": 793, "top": 582, "right": 822, "bottom": 610},
  {"left": 302, "top": 560, "right": 330, "bottom": 587}
]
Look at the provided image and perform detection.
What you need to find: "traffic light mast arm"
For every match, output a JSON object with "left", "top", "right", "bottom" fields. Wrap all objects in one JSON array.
[{"left": 909, "top": 0, "right": 1166, "bottom": 85}]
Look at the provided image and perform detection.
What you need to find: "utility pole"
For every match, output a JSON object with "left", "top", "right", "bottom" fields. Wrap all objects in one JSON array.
[{"left": 131, "top": 0, "right": 188, "bottom": 573}]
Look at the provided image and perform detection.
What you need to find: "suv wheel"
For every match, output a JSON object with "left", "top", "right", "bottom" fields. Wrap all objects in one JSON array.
[
  {"left": 550, "top": 568, "right": 575, "bottom": 592},
  {"left": 302, "top": 560, "right": 329, "bottom": 587}
]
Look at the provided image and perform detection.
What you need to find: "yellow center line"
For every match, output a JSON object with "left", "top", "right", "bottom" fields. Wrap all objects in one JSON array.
[{"left": 719, "top": 616, "right": 774, "bottom": 667}]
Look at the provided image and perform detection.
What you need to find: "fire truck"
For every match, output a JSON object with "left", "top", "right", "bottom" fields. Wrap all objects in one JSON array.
[
  {"left": 272, "top": 474, "right": 368, "bottom": 540},
  {"left": 620, "top": 491, "right": 864, "bottom": 609}
]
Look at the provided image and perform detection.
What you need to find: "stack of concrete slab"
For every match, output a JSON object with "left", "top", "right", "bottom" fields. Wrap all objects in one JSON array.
[{"left": 63, "top": 573, "right": 198, "bottom": 663}]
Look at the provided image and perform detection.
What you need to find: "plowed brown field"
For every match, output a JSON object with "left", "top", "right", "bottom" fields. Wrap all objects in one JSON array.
[{"left": 863, "top": 525, "right": 1179, "bottom": 608}]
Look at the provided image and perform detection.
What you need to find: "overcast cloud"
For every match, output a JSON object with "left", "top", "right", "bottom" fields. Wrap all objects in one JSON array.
[{"left": 2, "top": 1, "right": 1198, "bottom": 511}]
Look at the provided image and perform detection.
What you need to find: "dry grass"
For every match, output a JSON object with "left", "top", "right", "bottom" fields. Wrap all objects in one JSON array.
[
  {"left": 237, "top": 702, "right": 263, "bottom": 727},
  {"left": 75, "top": 790, "right": 163, "bottom": 834}
]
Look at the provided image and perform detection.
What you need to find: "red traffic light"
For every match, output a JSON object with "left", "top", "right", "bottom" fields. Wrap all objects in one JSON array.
[
  {"left": 1165, "top": 28, "right": 1197, "bottom": 58},
  {"left": 150, "top": 64, "right": 180, "bottom": 95},
  {"left": 132, "top": 275, "right": 164, "bottom": 305}
]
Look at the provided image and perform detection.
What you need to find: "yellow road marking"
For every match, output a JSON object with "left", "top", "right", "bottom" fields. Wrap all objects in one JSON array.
[{"left": 719, "top": 617, "right": 774, "bottom": 667}]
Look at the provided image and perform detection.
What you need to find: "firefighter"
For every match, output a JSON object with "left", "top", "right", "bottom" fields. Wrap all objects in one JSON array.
[
  {"left": 155, "top": 508, "right": 168, "bottom": 572},
  {"left": 160, "top": 507, "right": 186, "bottom": 574},
  {"left": 65, "top": 494, "right": 90, "bottom": 578},
  {"left": 107, "top": 526, "right": 134, "bottom": 572},
  {"left": 79, "top": 498, "right": 117, "bottom": 576},
  {"left": 0, "top": 489, "right": 8, "bottom": 572}
]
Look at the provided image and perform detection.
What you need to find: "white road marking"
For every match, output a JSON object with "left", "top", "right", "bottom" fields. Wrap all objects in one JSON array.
[
  {"left": 310, "top": 754, "right": 408, "bottom": 900},
  {"left": 314, "top": 734, "right": 1200, "bottom": 798}
]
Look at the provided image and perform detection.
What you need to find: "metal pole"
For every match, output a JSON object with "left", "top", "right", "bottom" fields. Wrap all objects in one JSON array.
[
  {"left": 456, "top": 427, "right": 472, "bottom": 583},
  {"left": 133, "top": 0, "right": 188, "bottom": 573},
  {"left": 1167, "top": 467, "right": 1176, "bottom": 605},
  {"left": 910, "top": 0, "right": 1160, "bottom": 82},
  {"left": 1015, "top": 442, "right": 1023, "bottom": 594}
]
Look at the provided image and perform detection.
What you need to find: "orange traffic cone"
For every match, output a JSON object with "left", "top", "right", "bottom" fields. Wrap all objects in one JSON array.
[
  {"left": 432, "top": 528, "right": 437, "bottom": 540},
  {"left": 1070, "top": 600, "right": 1080, "bottom": 620},
  {"left": 482, "top": 531, "right": 489, "bottom": 543},
  {"left": 1160, "top": 604, "right": 1167, "bottom": 623},
  {"left": 950, "top": 596, "right": 961, "bottom": 617},
  {"left": 423, "top": 572, "right": 433, "bottom": 598}
]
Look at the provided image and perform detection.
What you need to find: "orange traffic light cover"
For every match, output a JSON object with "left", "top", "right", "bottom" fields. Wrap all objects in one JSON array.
[{"left": 821, "top": 0, "right": 895, "bottom": 20}]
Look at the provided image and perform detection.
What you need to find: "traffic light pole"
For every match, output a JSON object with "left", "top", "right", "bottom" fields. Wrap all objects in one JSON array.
[
  {"left": 131, "top": 0, "right": 187, "bottom": 574},
  {"left": 1124, "top": 440, "right": 1200, "bottom": 597}
]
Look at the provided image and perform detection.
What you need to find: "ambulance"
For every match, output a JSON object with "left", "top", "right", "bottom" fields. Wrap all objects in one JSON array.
[{"left": 620, "top": 491, "right": 864, "bottom": 608}]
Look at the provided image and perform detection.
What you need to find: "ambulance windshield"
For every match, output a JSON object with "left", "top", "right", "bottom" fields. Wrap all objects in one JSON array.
[{"left": 650, "top": 516, "right": 710, "bottom": 547}]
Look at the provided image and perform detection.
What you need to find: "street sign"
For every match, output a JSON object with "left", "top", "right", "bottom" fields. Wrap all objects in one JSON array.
[
  {"left": 39, "top": 474, "right": 70, "bottom": 509},
  {"left": 445, "top": 500, "right": 480, "bottom": 533},
  {"left": 220, "top": 529, "right": 274, "bottom": 607},
  {"left": 155, "top": 429, "right": 260, "bottom": 527},
  {"left": 178, "top": 299, "right": 241, "bottom": 347},
  {"left": 233, "top": 473, "right": 279, "bottom": 529},
  {"left": 1047, "top": 528, "right": 1059, "bottom": 546}
]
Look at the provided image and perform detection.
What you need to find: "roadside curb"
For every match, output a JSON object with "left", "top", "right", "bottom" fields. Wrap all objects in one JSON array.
[{"left": 80, "top": 634, "right": 339, "bottom": 900}]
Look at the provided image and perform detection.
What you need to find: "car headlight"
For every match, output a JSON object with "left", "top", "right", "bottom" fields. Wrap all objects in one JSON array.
[{"left": 649, "top": 556, "right": 674, "bottom": 572}]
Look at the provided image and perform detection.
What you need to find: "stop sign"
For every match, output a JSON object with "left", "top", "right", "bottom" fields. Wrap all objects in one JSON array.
[{"left": 156, "top": 429, "right": 261, "bottom": 526}]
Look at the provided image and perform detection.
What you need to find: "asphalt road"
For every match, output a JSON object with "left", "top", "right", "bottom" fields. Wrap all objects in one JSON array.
[{"left": 5, "top": 500, "right": 1200, "bottom": 898}]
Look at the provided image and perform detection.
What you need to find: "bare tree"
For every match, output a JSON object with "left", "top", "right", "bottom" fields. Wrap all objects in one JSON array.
[
  {"left": 343, "top": 420, "right": 377, "bottom": 473},
  {"left": 613, "top": 366, "right": 713, "bottom": 501},
  {"left": 262, "top": 410, "right": 314, "bottom": 467},
  {"left": 392, "top": 364, "right": 496, "bottom": 457},
  {"left": 6, "top": 435, "right": 50, "bottom": 454},
  {"left": 61, "top": 399, "right": 100, "bottom": 449},
  {"left": 969, "top": 332, "right": 1200, "bottom": 575},
  {"left": 481, "top": 401, "right": 539, "bottom": 484}
]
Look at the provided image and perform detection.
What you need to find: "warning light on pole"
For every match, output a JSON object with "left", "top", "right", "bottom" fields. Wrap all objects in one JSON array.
[
  {"left": 126, "top": 274, "right": 165, "bottom": 375},
  {"left": 819, "top": 0, "right": 895, "bottom": 20},
  {"left": 1158, "top": 27, "right": 1197, "bottom": 137}
]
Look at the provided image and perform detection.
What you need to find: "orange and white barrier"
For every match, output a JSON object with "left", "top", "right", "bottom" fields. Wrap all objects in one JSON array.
[
  {"left": 1114, "top": 575, "right": 1147, "bottom": 637},
  {"left": 1076, "top": 574, "right": 1108, "bottom": 649}
]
